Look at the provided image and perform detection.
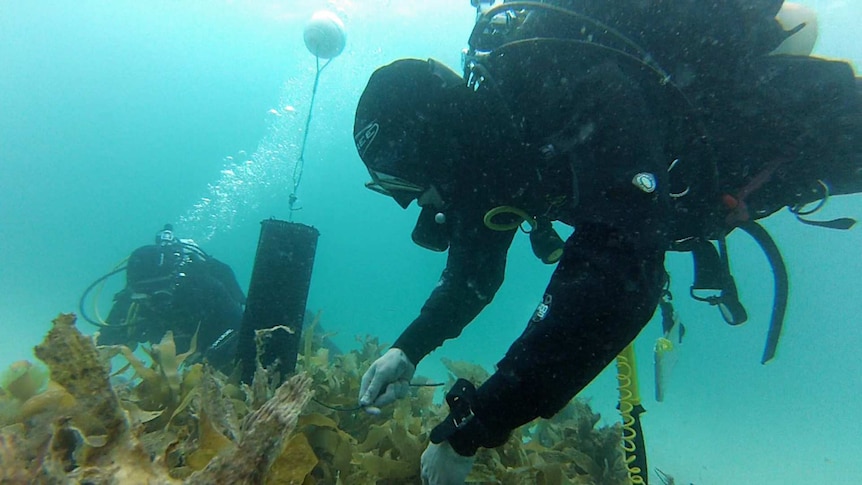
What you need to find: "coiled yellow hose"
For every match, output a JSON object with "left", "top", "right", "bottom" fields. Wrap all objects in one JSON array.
[{"left": 616, "top": 343, "right": 647, "bottom": 485}]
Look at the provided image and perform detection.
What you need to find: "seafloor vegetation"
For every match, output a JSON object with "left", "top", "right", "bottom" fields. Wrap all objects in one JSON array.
[{"left": 0, "top": 313, "right": 630, "bottom": 484}]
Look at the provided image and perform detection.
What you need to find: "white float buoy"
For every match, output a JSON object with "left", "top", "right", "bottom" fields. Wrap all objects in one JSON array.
[
  {"left": 771, "top": 2, "right": 819, "bottom": 56},
  {"left": 303, "top": 10, "right": 346, "bottom": 59}
]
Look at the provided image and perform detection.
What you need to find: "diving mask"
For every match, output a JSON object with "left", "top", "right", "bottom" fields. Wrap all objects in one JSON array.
[
  {"left": 365, "top": 169, "right": 427, "bottom": 208},
  {"left": 155, "top": 224, "right": 176, "bottom": 246}
]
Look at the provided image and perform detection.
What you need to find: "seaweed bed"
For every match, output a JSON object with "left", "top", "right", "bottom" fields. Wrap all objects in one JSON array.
[{"left": 0, "top": 313, "right": 630, "bottom": 484}]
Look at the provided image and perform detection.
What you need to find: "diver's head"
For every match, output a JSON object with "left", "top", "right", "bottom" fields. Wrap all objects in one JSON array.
[
  {"left": 155, "top": 223, "right": 176, "bottom": 246},
  {"left": 354, "top": 58, "right": 467, "bottom": 209}
]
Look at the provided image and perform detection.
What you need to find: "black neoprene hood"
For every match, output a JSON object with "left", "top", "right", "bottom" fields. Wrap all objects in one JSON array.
[{"left": 354, "top": 58, "right": 468, "bottom": 192}]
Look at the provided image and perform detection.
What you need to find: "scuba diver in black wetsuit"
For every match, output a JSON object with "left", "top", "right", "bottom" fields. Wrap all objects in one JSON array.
[
  {"left": 86, "top": 225, "right": 246, "bottom": 368},
  {"left": 351, "top": 1, "right": 862, "bottom": 483}
]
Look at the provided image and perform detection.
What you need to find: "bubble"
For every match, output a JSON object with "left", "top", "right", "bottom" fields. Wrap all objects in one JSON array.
[{"left": 178, "top": 78, "right": 308, "bottom": 241}]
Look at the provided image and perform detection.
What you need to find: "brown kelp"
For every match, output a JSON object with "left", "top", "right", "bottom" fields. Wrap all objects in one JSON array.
[{"left": 0, "top": 313, "right": 630, "bottom": 484}]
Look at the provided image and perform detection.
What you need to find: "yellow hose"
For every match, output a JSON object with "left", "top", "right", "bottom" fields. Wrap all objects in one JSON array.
[
  {"left": 93, "top": 257, "right": 130, "bottom": 325},
  {"left": 483, "top": 205, "right": 535, "bottom": 231},
  {"left": 616, "top": 343, "right": 646, "bottom": 485},
  {"left": 125, "top": 301, "right": 140, "bottom": 327}
]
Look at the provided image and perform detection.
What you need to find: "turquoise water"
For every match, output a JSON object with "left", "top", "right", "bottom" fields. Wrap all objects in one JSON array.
[{"left": 1, "top": 1, "right": 860, "bottom": 483}]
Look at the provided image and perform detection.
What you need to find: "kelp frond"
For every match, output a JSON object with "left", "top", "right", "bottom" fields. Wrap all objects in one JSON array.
[{"left": 2, "top": 313, "right": 631, "bottom": 484}]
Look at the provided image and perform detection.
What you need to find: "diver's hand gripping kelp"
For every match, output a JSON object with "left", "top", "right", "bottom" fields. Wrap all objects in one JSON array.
[{"left": 358, "top": 347, "right": 416, "bottom": 408}]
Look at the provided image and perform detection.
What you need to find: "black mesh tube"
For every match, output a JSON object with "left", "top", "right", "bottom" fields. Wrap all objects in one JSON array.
[{"left": 236, "top": 219, "right": 319, "bottom": 384}]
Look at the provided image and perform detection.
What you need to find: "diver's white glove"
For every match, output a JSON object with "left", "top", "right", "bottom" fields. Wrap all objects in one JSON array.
[
  {"left": 421, "top": 441, "right": 475, "bottom": 485},
  {"left": 358, "top": 348, "right": 416, "bottom": 407}
]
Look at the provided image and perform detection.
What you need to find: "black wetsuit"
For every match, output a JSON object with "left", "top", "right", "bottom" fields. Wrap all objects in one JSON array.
[
  {"left": 391, "top": 49, "right": 670, "bottom": 454},
  {"left": 390, "top": 2, "right": 862, "bottom": 456},
  {"left": 100, "top": 243, "right": 246, "bottom": 367}
]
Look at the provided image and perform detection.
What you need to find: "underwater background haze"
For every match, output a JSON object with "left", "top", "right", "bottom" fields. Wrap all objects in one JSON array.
[{"left": 1, "top": 1, "right": 860, "bottom": 483}]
